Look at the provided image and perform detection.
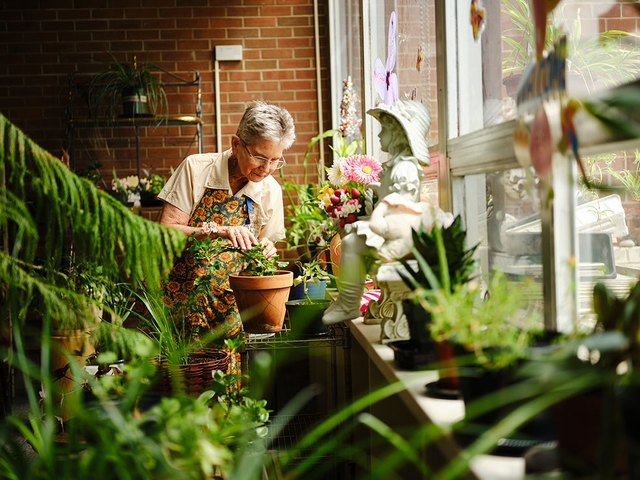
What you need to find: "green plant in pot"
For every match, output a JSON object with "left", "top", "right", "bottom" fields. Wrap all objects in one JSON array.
[
  {"left": 518, "top": 279, "right": 640, "bottom": 477},
  {"left": 90, "top": 52, "right": 168, "bottom": 119},
  {"left": 394, "top": 215, "right": 478, "bottom": 373},
  {"left": 286, "top": 257, "right": 335, "bottom": 337},
  {"left": 188, "top": 236, "right": 292, "bottom": 334},
  {"left": 139, "top": 167, "right": 170, "bottom": 206},
  {"left": 405, "top": 222, "right": 550, "bottom": 452},
  {"left": 131, "top": 285, "right": 231, "bottom": 397}
]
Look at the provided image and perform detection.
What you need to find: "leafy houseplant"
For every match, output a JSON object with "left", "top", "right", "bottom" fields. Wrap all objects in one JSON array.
[
  {"left": 530, "top": 278, "right": 640, "bottom": 476},
  {"left": 281, "top": 129, "right": 338, "bottom": 260},
  {"left": 290, "top": 257, "right": 333, "bottom": 301},
  {"left": 132, "top": 285, "right": 230, "bottom": 396},
  {"left": 286, "top": 258, "right": 335, "bottom": 337},
  {"left": 188, "top": 237, "right": 293, "bottom": 334},
  {"left": 394, "top": 215, "right": 478, "bottom": 372},
  {"left": 403, "top": 220, "right": 550, "bottom": 451},
  {"left": 90, "top": 52, "right": 168, "bottom": 119}
]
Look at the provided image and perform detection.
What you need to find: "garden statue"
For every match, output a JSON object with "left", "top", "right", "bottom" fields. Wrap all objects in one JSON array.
[{"left": 322, "top": 99, "right": 434, "bottom": 325}]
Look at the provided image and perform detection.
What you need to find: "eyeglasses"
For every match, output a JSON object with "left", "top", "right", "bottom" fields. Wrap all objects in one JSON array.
[{"left": 241, "top": 141, "right": 286, "bottom": 169}]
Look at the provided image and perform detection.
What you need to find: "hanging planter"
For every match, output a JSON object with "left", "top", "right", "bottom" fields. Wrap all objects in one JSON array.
[{"left": 229, "top": 270, "right": 293, "bottom": 334}]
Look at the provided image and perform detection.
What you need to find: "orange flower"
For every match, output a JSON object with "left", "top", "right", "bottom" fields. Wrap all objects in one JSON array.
[{"left": 165, "top": 281, "right": 181, "bottom": 293}]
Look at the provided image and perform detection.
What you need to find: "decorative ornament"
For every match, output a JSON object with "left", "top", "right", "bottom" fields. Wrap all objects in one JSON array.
[
  {"left": 470, "top": 0, "right": 486, "bottom": 41},
  {"left": 338, "top": 75, "right": 362, "bottom": 141},
  {"left": 416, "top": 44, "right": 424, "bottom": 72},
  {"left": 373, "top": 11, "right": 398, "bottom": 106}
]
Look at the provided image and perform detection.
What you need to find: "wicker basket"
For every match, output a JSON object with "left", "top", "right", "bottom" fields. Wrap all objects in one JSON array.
[{"left": 153, "top": 349, "right": 230, "bottom": 395}]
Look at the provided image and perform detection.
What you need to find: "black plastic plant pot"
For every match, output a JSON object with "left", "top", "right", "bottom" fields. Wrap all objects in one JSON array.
[
  {"left": 402, "top": 299, "right": 432, "bottom": 350},
  {"left": 285, "top": 299, "right": 331, "bottom": 337},
  {"left": 453, "top": 343, "right": 557, "bottom": 456},
  {"left": 122, "top": 87, "right": 149, "bottom": 117}
]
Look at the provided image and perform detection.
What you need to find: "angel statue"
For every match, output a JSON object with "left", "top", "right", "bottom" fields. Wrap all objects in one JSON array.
[{"left": 323, "top": 99, "right": 435, "bottom": 325}]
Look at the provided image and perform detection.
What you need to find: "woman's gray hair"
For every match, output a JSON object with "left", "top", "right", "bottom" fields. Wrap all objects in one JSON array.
[{"left": 236, "top": 100, "right": 296, "bottom": 150}]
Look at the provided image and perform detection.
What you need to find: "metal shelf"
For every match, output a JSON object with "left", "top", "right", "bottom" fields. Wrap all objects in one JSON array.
[
  {"left": 68, "top": 115, "right": 203, "bottom": 127},
  {"left": 65, "top": 69, "right": 203, "bottom": 176},
  {"left": 242, "top": 321, "right": 349, "bottom": 350}
]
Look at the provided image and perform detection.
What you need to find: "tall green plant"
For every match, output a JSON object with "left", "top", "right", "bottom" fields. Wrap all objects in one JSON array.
[{"left": 399, "top": 215, "right": 478, "bottom": 294}]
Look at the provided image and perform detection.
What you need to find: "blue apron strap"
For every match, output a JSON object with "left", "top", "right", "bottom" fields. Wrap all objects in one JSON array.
[{"left": 244, "top": 197, "right": 253, "bottom": 228}]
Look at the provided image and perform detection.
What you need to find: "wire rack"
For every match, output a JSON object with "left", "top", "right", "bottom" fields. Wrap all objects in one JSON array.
[
  {"left": 242, "top": 321, "right": 349, "bottom": 351},
  {"left": 266, "top": 413, "right": 338, "bottom": 458}
]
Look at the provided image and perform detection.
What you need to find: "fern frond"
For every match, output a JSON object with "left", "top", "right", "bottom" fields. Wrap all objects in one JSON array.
[{"left": 0, "top": 112, "right": 186, "bottom": 325}]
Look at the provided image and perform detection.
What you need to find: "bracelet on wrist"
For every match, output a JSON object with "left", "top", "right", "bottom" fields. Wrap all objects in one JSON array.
[{"left": 202, "top": 221, "right": 219, "bottom": 235}]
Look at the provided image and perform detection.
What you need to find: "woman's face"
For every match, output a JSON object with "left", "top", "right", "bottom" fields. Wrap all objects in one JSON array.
[{"left": 232, "top": 135, "right": 284, "bottom": 182}]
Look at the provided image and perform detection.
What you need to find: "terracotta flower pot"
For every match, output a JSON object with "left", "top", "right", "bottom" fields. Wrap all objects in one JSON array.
[{"left": 229, "top": 270, "right": 293, "bottom": 334}]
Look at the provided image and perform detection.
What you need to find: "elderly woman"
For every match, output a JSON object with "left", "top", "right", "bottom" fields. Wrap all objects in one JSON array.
[{"left": 158, "top": 101, "right": 295, "bottom": 355}]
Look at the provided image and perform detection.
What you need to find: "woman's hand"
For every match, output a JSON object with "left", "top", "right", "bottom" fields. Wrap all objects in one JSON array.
[
  {"left": 260, "top": 237, "right": 277, "bottom": 258},
  {"left": 218, "top": 225, "right": 258, "bottom": 250}
]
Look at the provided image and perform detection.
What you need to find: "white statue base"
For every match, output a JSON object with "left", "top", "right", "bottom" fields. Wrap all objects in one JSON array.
[{"left": 364, "top": 260, "right": 417, "bottom": 343}]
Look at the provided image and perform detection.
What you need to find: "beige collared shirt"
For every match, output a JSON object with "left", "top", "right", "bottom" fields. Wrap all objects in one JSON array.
[{"left": 158, "top": 149, "right": 285, "bottom": 241}]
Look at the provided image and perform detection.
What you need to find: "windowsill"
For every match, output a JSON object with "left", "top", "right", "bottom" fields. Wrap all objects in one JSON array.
[{"left": 348, "top": 317, "right": 525, "bottom": 480}]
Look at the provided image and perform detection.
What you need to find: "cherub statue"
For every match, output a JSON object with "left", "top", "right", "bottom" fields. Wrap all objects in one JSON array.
[{"left": 323, "top": 100, "right": 433, "bottom": 325}]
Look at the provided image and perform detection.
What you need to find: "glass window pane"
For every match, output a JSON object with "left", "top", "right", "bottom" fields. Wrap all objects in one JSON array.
[
  {"left": 478, "top": 0, "right": 640, "bottom": 130},
  {"left": 474, "top": 169, "right": 544, "bottom": 323},
  {"left": 578, "top": 150, "right": 640, "bottom": 322}
]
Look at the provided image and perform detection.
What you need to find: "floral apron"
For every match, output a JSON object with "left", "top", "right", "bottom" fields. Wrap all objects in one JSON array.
[{"left": 163, "top": 188, "right": 255, "bottom": 382}]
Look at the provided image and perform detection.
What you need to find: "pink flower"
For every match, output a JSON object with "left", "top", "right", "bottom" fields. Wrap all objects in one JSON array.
[{"left": 341, "top": 155, "right": 382, "bottom": 185}]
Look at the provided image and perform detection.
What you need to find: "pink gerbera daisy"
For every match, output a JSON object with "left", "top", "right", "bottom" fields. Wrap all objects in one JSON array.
[{"left": 341, "top": 155, "right": 382, "bottom": 184}]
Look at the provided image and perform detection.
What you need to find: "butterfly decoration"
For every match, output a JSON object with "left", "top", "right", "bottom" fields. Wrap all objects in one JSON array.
[
  {"left": 416, "top": 44, "right": 424, "bottom": 72},
  {"left": 373, "top": 11, "right": 398, "bottom": 106},
  {"left": 470, "top": 0, "right": 485, "bottom": 41}
]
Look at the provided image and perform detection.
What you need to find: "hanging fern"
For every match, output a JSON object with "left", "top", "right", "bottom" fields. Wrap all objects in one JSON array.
[{"left": 0, "top": 112, "right": 185, "bottom": 326}]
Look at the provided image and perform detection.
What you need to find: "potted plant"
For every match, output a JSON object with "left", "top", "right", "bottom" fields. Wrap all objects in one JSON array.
[
  {"left": 139, "top": 167, "right": 169, "bottom": 207},
  {"left": 188, "top": 236, "right": 292, "bottom": 334},
  {"left": 286, "top": 257, "right": 334, "bottom": 337},
  {"left": 90, "top": 52, "right": 168, "bottom": 119},
  {"left": 132, "top": 285, "right": 230, "bottom": 397},
  {"left": 519, "top": 279, "right": 640, "bottom": 476},
  {"left": 393, "top": 215, "right": 478, "bottom": 375},
  {"left": 110, "top": 169, "right": 141, "bottom": 206}
]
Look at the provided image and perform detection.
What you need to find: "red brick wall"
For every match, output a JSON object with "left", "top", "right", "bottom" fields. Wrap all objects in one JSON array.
[{"left": 0, "top": 0, "right": 331, "bottom": 196}]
